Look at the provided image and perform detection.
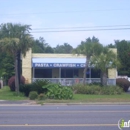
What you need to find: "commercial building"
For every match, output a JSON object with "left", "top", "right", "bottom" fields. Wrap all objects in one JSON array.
[{"left": 22, "top": 49, "right": 117, "bottom": 85}]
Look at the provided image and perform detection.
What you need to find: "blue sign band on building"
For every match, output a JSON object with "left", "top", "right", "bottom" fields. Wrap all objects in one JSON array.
[{"left": 33, "top": 63, "right": 86, "bottom": 68}]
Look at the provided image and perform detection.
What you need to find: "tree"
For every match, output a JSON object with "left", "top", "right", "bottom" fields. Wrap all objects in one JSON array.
[
  {"left": 107, "top": 43, "right": 116, "bottom": 48},
  {"left": 90, "top": 47, "right": 118, "bottom": 86},
  {"left": 54, "top": 43, "right": 73, "bottom": 53},
  {"left": 45, "top": 45, "right": 54, "bottom": 53},
  {"left": 32, "top": 37, "right": 45, "bottom": 53},
  {"left": 32, "top": 37, "right": 54, "bottom": 53},
  {"left": 73, "top": 36, "right": 103, "bottom": 85},
  {"left": 115, "top": 40, "right": 130, "bottom": 76},
  {"left": 0, "top": 52, "right": 14, "bottom": 85},
  {"left": 0, "top": 23, "right": 33, "bottom": 94}
]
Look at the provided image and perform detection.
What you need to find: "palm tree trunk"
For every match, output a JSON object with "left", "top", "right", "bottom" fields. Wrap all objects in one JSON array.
[
  {"left": 15, "top": 54, "right": 19, "bottom": 94},
  {"left": 17, "top": 50, "right": 21, "bottom": 85},
  {"left": 101, "top": 72, "right": 107, "bottom": 86},
  {"left": 83, "top": 56, "right": 88, "bottom": 85}
]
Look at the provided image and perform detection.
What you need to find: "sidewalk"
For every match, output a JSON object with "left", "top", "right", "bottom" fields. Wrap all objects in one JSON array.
[
  {"left": 0, "top": 100, "right": 38, "bottom": 106},
  {"left": 0, "top": 100, "right": 130, "bottom": 106}
]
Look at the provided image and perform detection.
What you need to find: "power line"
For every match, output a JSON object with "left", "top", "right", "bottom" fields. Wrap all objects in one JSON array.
[
  {"left": 31, "top": 28, "right": 130, "bottom": 33},
  {"left": 32, "top": 25, "right": 130, "bottom": 30},
  {"left": 0, "top": 8, "right": 129, "bottom": 16}
]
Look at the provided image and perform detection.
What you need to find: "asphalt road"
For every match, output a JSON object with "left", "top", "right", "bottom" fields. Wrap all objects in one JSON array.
[{"left": 0, "top": 104, "right": 130, "bottom": 130}]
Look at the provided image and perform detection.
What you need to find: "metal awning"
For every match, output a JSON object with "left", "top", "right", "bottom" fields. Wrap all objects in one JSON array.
[{"left": 32, "top": 58, "right": 86, "bottom": 68}]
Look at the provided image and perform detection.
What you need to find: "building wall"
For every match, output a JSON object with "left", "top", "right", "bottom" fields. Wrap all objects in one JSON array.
[
  {"left": 108, "top": 68, "right": 117, "bottom": 79},
  {"left": 108, "top": 48, "right": 117, "bottom": 79},
  {"left": 32, "top": 53, "right": 85, "bottom": 58},
  {"left": 22, "top": 49, "right": 32, "bottom": 83},
  {"left": 22, "top": 49, "right": 117, "bottom": 83}
]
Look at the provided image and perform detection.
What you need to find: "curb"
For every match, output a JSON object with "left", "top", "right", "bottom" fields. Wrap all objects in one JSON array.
[
  {"left": 0, "top": 100, "right": 130, "bottom": 106},
  {"left": 43, "top": 102, "right": 130, "bottom": 105}
]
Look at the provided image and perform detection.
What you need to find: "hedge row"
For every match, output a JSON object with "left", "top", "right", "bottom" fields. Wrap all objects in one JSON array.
[
  {"left": 7, "top": 76, "right": 130, "bottom": 100},
  {"left": 73, "top": 84, "right": 123, "bottom": 95}
]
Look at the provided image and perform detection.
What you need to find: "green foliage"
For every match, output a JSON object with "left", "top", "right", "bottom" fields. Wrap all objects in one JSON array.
[
  {"left": 54, "top": 43, "right": 73, "bottom": 53},
  {"left": 74, "top": 37, "right": 103, "bottom": 57},
  {"left": 73, "top": 36, "right": 103, "bottom": 85},
  {"left": 0, "top": 23, "right": 33, "bottom": 56},
  {"left": 32, "top": 38, "right": 45, "bottom": 53},
  {"left": 73, "top": 84, "right": 101, "bottom": 94},
  {"left": 0, "top": 53, "right": 14, "bottom": 84},
  {"left": 29, "top": 91, "right": 38, "bottom": 100},
  {"left": 42, "top": 83, "right": 73, "bottom": 99},
  {"left": 32, "top": 79, "right": 49, "bottom": 93},
  {"left": 38, "top": 93, "right": 46, "bottom": 100},
  {"left": 73, "top": 84, "right": 123, "bottom": 95},
  {"left": 115, "top": 40, "right": 130, "bottom": 76},
  {"left": 61, "top": 87, "right": 74, "bottom": 99},
  {"left": 20, "top": 79, "right": 49, "bottom": 96},
  {"left": 0, "top": 23, "right": 33, "bottom": 94},
  {"left": 116, "top": 78, "right": 130, "bottom": 92},
  {"left": 107, "top": 43, "right": 116, "bottom": 48},
  {"left": 101, "top": 86, "right": 123, "bottom": 95},
  {"left": 90, "top": 47, "right": 119, "bottom": 86},
  {"left": 32, "top": 37, "right": 54, "bottom": 53},
  {"left": 20, "top": 83, "right": 32, "bottom": 97}
]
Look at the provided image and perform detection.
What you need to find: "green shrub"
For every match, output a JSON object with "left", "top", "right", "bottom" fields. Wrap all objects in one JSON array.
[
  {"left": 101, "top": 86, "right": 123, "bottom": 95},
  {"left": 73, "top": 84, "right": 102, "bottom": 95},
  {"left": 33, "top": 79, "right": 49, "bottom": 94},
  {"left": 43, "top": 83, "right": 73, "bottom": 99},
  {"left": 60, "top": 87, "right": 73, "bottom": 99},
  {"left": 20, "top": 84, "right": 33, "bottom": 97},
  {"left": 73, "top": 84, "right": 123, "bottom": 95},
  {"left": 89, "top": 82, "right": 102, "bottom": 86},
  {"left": 116, "top": 78, "right": 130, "bottom": 92},
  {"left": 20, "top": 79, "right": 49, "bottom": 97},
  {"left": 38, "top": 93, "right": 46, "bottom": 100},
  {"left": 114, "top": 86, "right": 124, "bottom": 94},
  {"left": 72, "top": 84, "right": 87, "bottom": 94},
  {"left": 29, "top": 91, "right": 38, "bottom": 100}
]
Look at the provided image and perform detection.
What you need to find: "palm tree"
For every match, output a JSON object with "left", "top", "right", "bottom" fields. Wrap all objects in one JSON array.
[
  {"left": 0, "top": 23, "right": 33, "bottom": 94},
  {"left": 73, "top": 36, "right": 103, "bottom": 85},
  {"left": 90, "top": 47, "right": 119, "bottom": 86}
]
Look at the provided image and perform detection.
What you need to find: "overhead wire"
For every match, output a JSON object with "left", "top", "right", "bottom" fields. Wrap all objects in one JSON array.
[
  {"left": 32, "top": 25, "right": 130, "bottom": 30},
  {"left": 0, "top": 8, "right": 129, "bottom": 16},
  {"left": 31, "top": 28, "right": 130, "bottom": 33}
]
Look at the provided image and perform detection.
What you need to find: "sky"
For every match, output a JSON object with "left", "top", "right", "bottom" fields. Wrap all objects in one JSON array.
[{"left": 0, "top": 0, "right": 130, "bottom": 47}]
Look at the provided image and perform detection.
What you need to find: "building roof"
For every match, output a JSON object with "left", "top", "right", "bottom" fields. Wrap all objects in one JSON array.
[{"left": 32, "top": 58, "right": 86, "bottom": 64}]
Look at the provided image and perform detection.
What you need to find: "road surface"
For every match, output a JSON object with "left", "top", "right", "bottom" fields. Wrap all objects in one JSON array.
[{"left": 0, "top": 104, "right": 129, "bottom": 130}]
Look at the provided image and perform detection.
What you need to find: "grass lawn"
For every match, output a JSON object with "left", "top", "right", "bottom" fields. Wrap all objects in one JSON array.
[
  {"left": 73, "top": 94, "right": 130, "bottom": 102},
  {"left": 0, "top": 86, "right": 130, "bottom": 103},
  {"left": 38, "top": 93, "right": 130, "bottom": 104},
  {"left": 0, "top": 86, "right": 28, "bottom": 100}
]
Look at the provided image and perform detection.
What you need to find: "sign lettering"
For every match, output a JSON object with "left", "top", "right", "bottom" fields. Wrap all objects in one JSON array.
[{"left": 33, "top": 63, "right": 86, "bottom": 68}]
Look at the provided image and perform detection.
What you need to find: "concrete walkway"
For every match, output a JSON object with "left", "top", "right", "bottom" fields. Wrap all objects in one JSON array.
[
  {"left": 0, "top": 100, "right": 38, "bottom": 106},
  {"left": 0, "top": 100, "right": 130, "bottom": 106}
]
